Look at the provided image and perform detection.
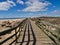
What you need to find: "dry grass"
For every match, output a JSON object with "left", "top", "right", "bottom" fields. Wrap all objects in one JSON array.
[
  {"left": 31, "top": 17, "right": 60, "bottom": 25},
  {"left": 0, "top": 19, "right": 23, "bottom": 45}
]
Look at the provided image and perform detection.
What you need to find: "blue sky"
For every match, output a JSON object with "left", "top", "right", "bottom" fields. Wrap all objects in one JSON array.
[{"left": 0, "top": 0, "right": 60, "bottom": 18}]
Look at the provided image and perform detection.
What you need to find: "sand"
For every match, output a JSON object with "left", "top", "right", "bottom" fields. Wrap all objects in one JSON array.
[{"left": 0, "top": 19, "right": 24, "bottom": 45}]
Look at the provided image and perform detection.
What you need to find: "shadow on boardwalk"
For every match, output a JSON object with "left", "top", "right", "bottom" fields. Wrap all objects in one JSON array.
[{"left": 17, "top": 20, "right": 36, "bottom": 45}]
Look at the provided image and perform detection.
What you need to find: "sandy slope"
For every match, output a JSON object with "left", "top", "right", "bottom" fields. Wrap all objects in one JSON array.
[{"left": 0, "top": 19, "right": 24, "bottom": 45}]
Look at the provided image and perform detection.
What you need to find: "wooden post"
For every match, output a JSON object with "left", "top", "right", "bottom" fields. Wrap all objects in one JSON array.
[
  {"left": 19, "top": 26, "right": 21, "bottom": 37},
  {"left": 15, "top": 29, "right": 17, "bottom": 45}
]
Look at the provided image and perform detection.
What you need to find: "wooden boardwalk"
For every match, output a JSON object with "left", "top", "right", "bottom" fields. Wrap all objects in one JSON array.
[{"left": 16, "top": 20, "right": 55, "bottom": 45}]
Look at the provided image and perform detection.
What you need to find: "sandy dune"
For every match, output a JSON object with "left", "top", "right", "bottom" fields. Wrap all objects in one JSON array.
[{"left": 0, "top": 19, "right": 24, "bottom": 45}]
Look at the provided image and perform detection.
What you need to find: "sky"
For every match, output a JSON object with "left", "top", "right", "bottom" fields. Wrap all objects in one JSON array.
[{"left": 0, "top": 0, "right": 60, "bottom": 18}]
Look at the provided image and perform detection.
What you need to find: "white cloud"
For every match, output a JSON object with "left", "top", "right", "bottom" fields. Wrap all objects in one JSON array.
[
  {"left": 20, "top": 0, "right": 51, "bottom": 12},
  {"left": 52, "top": 10, "right": 60, "bottom": 15},
  {"left": 28, "top": 0, "right": 41, "bottom": 2},
  {"left": 0, "top": 0, "right": 16, "bottom": 10},
  {"left": 17, "top": 0, "right": 24, "bottom": 4},
  {"left": 7, "top": 0, "right": 16, "bottom": 6},
  {"left": 25, "top": 1, "right": 32, "bottom": 6}
]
